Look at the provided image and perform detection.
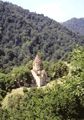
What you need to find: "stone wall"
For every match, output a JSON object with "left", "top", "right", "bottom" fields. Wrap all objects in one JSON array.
[{"left": 31, "top": 70, "right": 41, "bottom": 87}]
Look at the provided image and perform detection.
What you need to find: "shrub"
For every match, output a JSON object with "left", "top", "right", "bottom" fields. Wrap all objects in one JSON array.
[
  {"left": 23, "top": 87, "right": 28, "bottom": 93},
  {"left": 71, "top": 68, "right": 82, "bottom": 76}
]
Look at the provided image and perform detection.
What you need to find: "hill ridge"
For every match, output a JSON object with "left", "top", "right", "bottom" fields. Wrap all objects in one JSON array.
[{"left": 61, "top": 17, "right": 84, "bottom": 35}]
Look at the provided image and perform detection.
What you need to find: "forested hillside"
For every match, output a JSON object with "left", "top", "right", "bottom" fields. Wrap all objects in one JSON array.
[
  {"left": 62, "top": 17, "right": 84, "bottom": 35},
  {"left": 0, "top": 1, "right": 84, "bottom": 73},
  {"left": 0, "top": 46, "right": 84, "bottom": 119}
]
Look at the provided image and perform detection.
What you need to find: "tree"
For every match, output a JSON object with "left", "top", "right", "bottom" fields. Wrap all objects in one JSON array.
[
  {"left": 26, "top": 60, "right": 33, "bottom": 70},
  {"left": 11, "top": 66, "right": 33, "bottom": 87},
  {"left": 0, "top": 73, "right": 15, "bottom": 99},
  {"left": 42, "top": 61, "right": 52, "bottom": 78},
  {"left": 52, "top": 61, "right": 69, "bottom": 79}
]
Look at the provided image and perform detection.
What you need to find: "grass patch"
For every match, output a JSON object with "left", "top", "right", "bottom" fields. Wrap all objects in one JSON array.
[{"left": 2, "top": 87, "right": 30, "bottom": 108}]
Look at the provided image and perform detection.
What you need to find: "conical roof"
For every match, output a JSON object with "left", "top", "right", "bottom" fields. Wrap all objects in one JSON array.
[
  {"left": 41, "top": 70, "right": 47, "bottom": 75},
  {"left": 33, "top": 54, "right": 42, "bottom": 64}
]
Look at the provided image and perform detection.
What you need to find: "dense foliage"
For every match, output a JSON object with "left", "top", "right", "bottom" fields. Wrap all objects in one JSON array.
[
  {"left": 0, "top": 1, "right": 84, "bottom": 73},
  {"left": 0, "top": 73, "right": 15, "bottom": 101},
  {"left": 0, "top": 46, "right": 84, "bottom": 119},
  {"left": 0, "top": 66, "right": 33, "bottom": 101},
  {"left": 62, "top": 17, "right": 84, "bottom": 35},
  {"left": 11, "top": 66, "right": 33, "bottom": 86},
  {"left": 52, "top": 61, "right": 69, "bottom": 79}
]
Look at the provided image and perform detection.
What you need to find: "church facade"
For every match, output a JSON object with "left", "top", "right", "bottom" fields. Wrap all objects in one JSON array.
[{"left": 31, "top": 54, "right": 50, "bottom": 87}]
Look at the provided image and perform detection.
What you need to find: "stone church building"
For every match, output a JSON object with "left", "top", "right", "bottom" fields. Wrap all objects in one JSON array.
[{"left": 31, "top": 54, "right": 50, "bottom": 87}]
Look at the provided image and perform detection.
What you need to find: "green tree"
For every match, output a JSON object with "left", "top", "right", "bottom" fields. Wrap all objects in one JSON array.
[
  {"left": 52, "top": 61, "right": 69, "bottom": 79},
  {"left": 0, "top": 73, "right": 15, "bottom": 99},
  {"left": 42, "top": 61, "right": 52, "bottom": 78},
  {"left": 26, "top": 60, "right": 33, "bottom": 70},
  {"left": 11, "top": 66, "right": 33, "bottom": 87}
]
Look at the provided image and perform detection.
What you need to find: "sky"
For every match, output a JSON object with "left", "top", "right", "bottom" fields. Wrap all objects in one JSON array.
[{"left": 2, "top": 0, "right": 84, "bottom": 22}]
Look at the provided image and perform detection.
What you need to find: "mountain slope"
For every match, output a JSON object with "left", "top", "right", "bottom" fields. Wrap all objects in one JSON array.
[
  {"left": 1, "top": 46, "right": 84, "bottom": 119},
  {"left": 61, "top": 17, "right": 84, "bottom": 35},
  {"left": 0, "top": 1, "right": 84, "bottom": 72}
]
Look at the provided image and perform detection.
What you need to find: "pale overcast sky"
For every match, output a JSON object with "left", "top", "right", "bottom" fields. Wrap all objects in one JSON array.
[{"left": 2, "top": 0, "right": 84, "bottom": 22}]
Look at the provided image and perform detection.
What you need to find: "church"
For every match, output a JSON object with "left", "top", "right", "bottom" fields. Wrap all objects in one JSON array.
[{"left": 31, "top": 54, "right": 50, "bottom": 87}]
